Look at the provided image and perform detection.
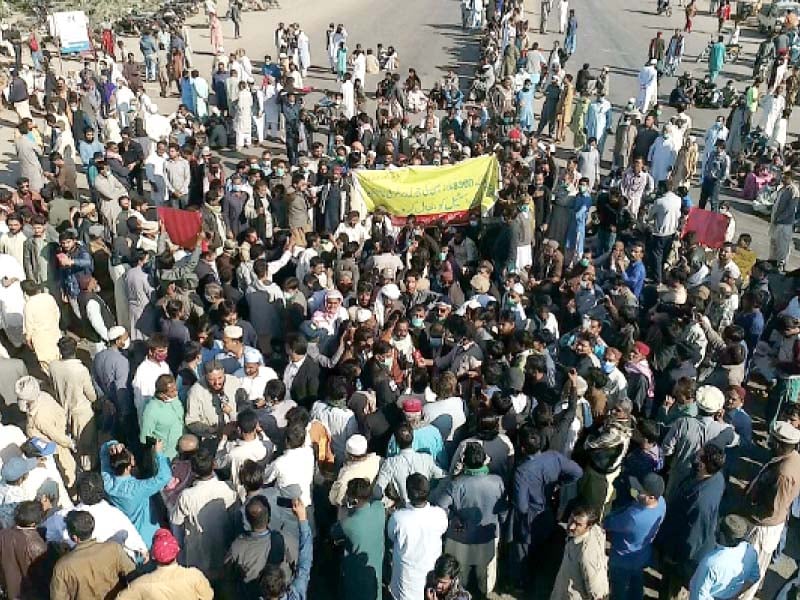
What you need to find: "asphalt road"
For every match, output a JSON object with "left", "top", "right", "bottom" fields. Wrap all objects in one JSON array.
[
  {"left": 0, "top": 0, "right": 799, "bottom": 597},
  {"left": 1, "top": 0, "right": 797, "bottom": 267}
]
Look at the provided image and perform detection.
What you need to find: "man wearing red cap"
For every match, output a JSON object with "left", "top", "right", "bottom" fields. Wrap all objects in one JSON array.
[
  {"left": 387, "top": 398, "right": 447, "bottom": 468},
  {"left": 117, "top": 528, "right": 213, "bottom": 599}
]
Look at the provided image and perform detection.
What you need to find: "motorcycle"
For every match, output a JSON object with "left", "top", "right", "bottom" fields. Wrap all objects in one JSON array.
[
  {"left": 753, "top": 182, "right": 778, "bottom": 216},
  {"left": 656, "top": 0, "right": 673, "bottom": 16}
]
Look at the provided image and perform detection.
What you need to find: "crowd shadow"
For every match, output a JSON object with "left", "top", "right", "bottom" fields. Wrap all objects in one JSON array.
[{"left": 427, "top": 21, "right": 483, "bottom": 92}]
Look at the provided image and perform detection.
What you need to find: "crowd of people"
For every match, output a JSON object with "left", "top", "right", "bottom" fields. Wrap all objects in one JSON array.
[{"left": 1, "top": 0, "right": 800, "bottom": 598}]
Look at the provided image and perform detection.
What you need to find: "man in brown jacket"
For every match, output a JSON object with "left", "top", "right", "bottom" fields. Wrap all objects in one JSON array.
[
  {"left": 0, "top": 500, "right": 48, "bottom": 599},
  {"left": 17, "top": 376, "right": 76, "bottom": 489},
  {"left": 550, "top": 505, "right": 609, "bottom": 600},
  {"left": 50, "top": 510, "right": 135, "bottom": 600},
  {"left": 741, "top": 421, "right": 800, "bottom": 599}
]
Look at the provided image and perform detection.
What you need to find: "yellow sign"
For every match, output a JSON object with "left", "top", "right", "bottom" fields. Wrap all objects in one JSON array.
[{"left": 352, "top": 155, "right": 499, "bottom": 221}]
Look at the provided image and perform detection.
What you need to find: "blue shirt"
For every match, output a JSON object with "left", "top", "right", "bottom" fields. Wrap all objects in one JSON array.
[
  {"left": 387, "top": 424, "right": 447, "bottom": 468},
  {"left": 604, "top": 497, "right": 666, "bottom": 570},
  {"left": 100, "top": 440, "right": 172, "bottom": 548},
  {"left": 725, "top": 408, "right": 753, "bottom": 448},
  {"left": 621, "top": 260, "right": 646, "bottom": 298},
  {"left": 513, "top": 451, "right": 583, "bottom": 546},
  {"left": 734, "top": 310, "right": 764, "bottom": 351},
  {"left": 282, "top": 520, "right": 313, "bottom": 600},
  {"left": 688, "top": 542, "right": 760, "bottom": 600}
]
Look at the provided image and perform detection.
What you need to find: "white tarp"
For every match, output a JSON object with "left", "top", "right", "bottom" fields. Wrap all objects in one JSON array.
[{"left": 48, "top": 11, "right": 91, "bottom": 54}]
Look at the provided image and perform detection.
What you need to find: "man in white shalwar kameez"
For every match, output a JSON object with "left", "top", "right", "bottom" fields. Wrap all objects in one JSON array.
[
  {"left": 352, "top": 50, "right": 366, "bottom": 88},
  {"left": 263, "top": 77, "right": 283, "bottom": 141},
  {"left": 701, "top": 117, "right": 729, "bottom": 172},
  {"left": 341, "top": 75, "right": 355, "bottom": 119},
  {"left": 755, "top": 91, "right": 786, "bottom": 139},
  {"left": 329, "top": 26, "right": 347, "bottom": 73},
  {"left": 0, "top": 254, "right": 26, "bottom": 348},
  {"left": 234, "top": 83, "right": 253, "bottom": 149},
  {"left": 648, "top": 126, "right": 679, "bottom": 184},
  {"left": 297, "top": 29, "right": 311, "bottom": 78},
  {"left": 192, "top": 72, "right": 210, "bottom": 120},
  {"left": 636, "top": 60, "right": 658, "bottom": 114},
  {"left": 559, "top": 0, "right": 569, "bottom": 33}
]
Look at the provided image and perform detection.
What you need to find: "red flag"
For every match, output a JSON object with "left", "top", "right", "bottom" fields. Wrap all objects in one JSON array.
[
  {"left": 681, "top": 208, "right": 730, "bottom": 249},
  {"left": 157, "top": 207, "right": 202, "bottom": 250}
]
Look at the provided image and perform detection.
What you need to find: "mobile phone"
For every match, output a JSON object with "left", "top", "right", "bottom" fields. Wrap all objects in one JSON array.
[{"left": 276, "top": 496, "right": 293, "bottom": 508}]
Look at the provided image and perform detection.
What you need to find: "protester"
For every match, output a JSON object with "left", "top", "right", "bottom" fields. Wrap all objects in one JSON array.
[{"left": 0, "top": 3, "right": 797, "bottom": 599}]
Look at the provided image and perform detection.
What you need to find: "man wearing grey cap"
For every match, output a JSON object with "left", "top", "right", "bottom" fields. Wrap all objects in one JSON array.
[
  {"left": 688, "top": 514, "right": 759, "bottom": 600},
  {"left": 739, "top": 421, "right": 800, "bottom": 599}
]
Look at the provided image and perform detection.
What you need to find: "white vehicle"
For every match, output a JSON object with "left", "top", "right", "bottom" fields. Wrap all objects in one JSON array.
[{"left": 758, "top": 1, "right": 800, "bottom": 32}]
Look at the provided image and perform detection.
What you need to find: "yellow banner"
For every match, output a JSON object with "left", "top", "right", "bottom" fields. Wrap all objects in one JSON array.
[{"left": 352, "top": 155, "right": 499, "bottom": 222}]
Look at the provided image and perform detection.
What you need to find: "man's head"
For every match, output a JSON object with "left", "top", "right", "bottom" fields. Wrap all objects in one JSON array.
[
  {"left": 286, "top": 333, "right": 308, "bottom": 361},
  {"left": 567, "top": 505, "right": 598, "bottom": 538},
  {"left": 245, "top": 495, "right": 271, "bottom": 532},
  {"left": 406, "top": 473, "right": 430, "bottom": 507},
  {"left": 59, "top": 229, "right": 78, "bottom": 253},
  {"left": 629, "top": 473, "right": 665, "bottom": 506},
  {"left": 223, "top": 325, "right": 244, "bottom": 354},
  {"left": 462, "top": 442, "right": 486, "bottom": 471},
  {"left": 770, "top": 421, "right": 800, "bottom": 456},
  {"left": 344, "top": 477, "right": 372, "bottom": 509},
  {"left": 65, "top": 510, "right": 95, "bottom": 543},
  {"left": 147, "top": 333, "right": 169, "bottom": 363},
  {"left": 204, "top": 360, "right": 226, "bottom": 393},
  {"left": 154, "top": 374, "right": 177, "bottom": 403},
  {"left": 191, "top": 448, "right": 215, "bottom": 479},
  {"left": 714, "top": 514, "right": 750, "bottom": 548},
  {"left": 77, "top": 472, "right": 106, "bottom": 506},
  {"left": 696, "top": 443, "right": 726, "bottom": 478},
  {"left": 429, "top": 554, "right": 462, "bottom": 596},
  {"left": 14, "top": 500, "right": 43, "bottom": 528}
]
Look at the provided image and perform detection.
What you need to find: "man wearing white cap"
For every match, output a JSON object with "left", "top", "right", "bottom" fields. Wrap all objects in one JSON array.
[
  {"left": 374, "top": 283, "right": 402, "bottom": 328},
  {"left": 307, "top": 290, "right": 349, "bottom": 336},
  {"left": 220, "top": 324, "right": 261, "bottom": 375},
  {"left": 662, "top": 385, "right": 738, "bottom": 499},
  {"left": 740, "top": 421, "right": 800, "bottom": 599},
  {"left": 235, "top": 347, "right": 278, "bottom": 401},
  {"left": 328, "top": 434, "right": 380, "bottom": 508}
]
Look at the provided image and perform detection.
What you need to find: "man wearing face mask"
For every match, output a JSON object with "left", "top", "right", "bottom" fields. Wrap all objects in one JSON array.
[
  {"left": 93, "top": 327, "right": 134, "bottom": 444},
  {"left": 132, "top": 333, "right": 171, "bottom": 425}
]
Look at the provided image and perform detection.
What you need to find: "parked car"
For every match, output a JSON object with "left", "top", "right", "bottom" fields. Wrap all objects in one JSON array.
[{"left": 758, "top": 0, "right": 800, "bottom": 32}]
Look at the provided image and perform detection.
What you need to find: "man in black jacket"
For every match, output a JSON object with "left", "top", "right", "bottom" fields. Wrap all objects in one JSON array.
[{"left": 284, "top": 333, "right": 320, "bottom": 409}]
